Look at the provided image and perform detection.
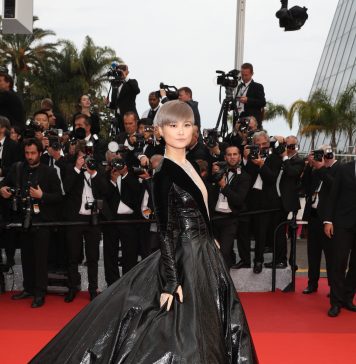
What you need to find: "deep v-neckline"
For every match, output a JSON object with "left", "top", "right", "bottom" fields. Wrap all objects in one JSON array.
[{"left": 163, "top": 158, "right": 210, "bottom": 227}]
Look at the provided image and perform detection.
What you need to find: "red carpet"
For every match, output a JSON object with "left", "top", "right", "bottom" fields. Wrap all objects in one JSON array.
[{"left": 0, "top": 278, "right": 355, "bottom": 364}]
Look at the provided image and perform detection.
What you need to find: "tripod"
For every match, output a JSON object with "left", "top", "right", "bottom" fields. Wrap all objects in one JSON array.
[{"left": 215, "top": 86, "right": 236, "bottom": 140}]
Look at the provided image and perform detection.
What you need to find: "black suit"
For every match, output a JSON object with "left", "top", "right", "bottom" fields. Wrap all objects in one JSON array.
[
  {"left": 325, "top": 161, "right": 356, "bottom": 307},
  {"left": 245, "top": 154, "right": 283, "bottom": 264},
  {"left": 302, "top": 162, "right": 340, "bottom": 289},
  {"left": 110, "top": 79, "right": 140, "bottom": 131},
  {"left": 103, "top": 172, "right": 141, "bottom": 285},
  {"left": 236, "top": 80, "right": 266, "bottom": 128},
  {"left": 0, "top": 90, "right": 25, "bottom": 129},
  {"left": 275, "top": 154, "right": 304, "bottom": 263},
  {"left": 63, "top": 166, "right": 109, "bottom": 292},
  {"left": 1, "top": 162, "right": 62, "bottom": 297},
  {"left": 211, "top": 168, "right": 251, "bottom": 267}
]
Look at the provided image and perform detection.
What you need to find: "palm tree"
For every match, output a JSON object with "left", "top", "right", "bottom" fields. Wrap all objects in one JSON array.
[
  {"left": 336, "top": 82, "right": 356, "bottom": 152},
  {"left": 287, "top": 90, "right": 328, "bottom": 150},
  {"left": 263, "top": 101, "right": 289, "bottom": 126},
  {"left": 79, "top": 36, "right": 121, "bottom": 95},
  {"left": 0, "top": 16, "right": 57, "bottom": 94}
]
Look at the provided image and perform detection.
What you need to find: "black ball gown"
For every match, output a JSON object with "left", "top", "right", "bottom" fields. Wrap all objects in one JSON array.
[{"left": 30, "top": 157, "right": 258, "bottom": 364}]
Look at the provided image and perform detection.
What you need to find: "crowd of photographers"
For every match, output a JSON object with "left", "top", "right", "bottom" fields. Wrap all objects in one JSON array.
[{"left": 0, "top": 63, "right": 355, "bottom": 317}]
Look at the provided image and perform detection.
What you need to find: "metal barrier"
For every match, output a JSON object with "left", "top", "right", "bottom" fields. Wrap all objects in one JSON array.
[{"left": 2, "top": 208, "right": 306, "bottom": 293}]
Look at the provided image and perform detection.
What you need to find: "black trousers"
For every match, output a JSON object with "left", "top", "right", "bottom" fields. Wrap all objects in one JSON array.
[
  {"left": 213, "top": 214, "right": 238, "bottom": 268},
  {"left": 66, "top": 224, "right": 101, "bottom": 291},
  {"left": 103, "top": 215, "right": 139, "bottom": 285},
  {"left": 252, "top": 210, "right": 285, "bottom": 264},
  {"left": 236, "top": 217, "right": 251, "bottom": 264},
  {"left": 20, "top": 227, "right": 50, "bottom": 297},
  {"left": 307, "top": 211, "right": 332, "bottom": 288},
  {"left": 329, "top": 225, "right": 356, "bottom": 307}
]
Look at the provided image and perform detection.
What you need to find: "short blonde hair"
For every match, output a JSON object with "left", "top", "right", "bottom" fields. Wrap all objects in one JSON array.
[{"left": 154, "top": 100, "right": 194, "bottom": 127}]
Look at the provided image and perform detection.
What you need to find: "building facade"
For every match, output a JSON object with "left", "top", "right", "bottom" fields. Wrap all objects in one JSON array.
[{"left": 299, "top": 0, "right": 356, "bottom": 153}]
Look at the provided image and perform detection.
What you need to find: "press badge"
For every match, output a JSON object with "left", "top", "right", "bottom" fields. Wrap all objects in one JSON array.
[
  {"left": 217, "top": 200, "right": 229, "bottom": 210},
  {"left": 33, "top": 204, "right": 40, "bottom": 214}
]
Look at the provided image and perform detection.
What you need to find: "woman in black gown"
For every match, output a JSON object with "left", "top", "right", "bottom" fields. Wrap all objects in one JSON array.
[{"left": 30, "top": 100, "right": 258, "bottom": 363}]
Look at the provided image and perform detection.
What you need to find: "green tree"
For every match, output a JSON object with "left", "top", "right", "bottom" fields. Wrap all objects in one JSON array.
[
  {"left": 0, "top": 16, "right": 57, "bottom": 94},
  {"left": 263, "top": 101, "right": 289, "bottom": 127}
]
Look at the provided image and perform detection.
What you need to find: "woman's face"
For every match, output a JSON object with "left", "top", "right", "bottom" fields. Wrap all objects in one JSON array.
[
  {"left": 80, "top": 95, "right": 91, "bottom": 108},
  {"left": 159, "top": 120, "right": 193, "bottom": 150}
]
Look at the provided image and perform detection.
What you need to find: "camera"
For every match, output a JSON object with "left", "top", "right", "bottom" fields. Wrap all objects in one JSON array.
[
  {"left": 211, "top": 161, "right": 227, "bottom": 183},
  {"left": 324, "top": 148, "right": 334, "bottom": 160},
  {"left": 155, "top": 82, "right": 179, "bottom": 100},
  {"left": 236, "top": 116, "right": 251, "bottom": 134},
  {"left": 312, "top": 149, "right": 324, "bottom": 162},
  {"left": 270, "top": 137, "right": 286, "bottom": 155},
  {"left": 203, "top": 128, "right": 221, "bottom": 148},
  {"left": 44, "top": 129, "right": 63, "bottom": 150},
  {"left": 246, "top": 145, "right": 260, "bottom": 160},
  {"left": 23, "top": 119, "right": 43, "bottom": 139},
  {"left": 84, "top": 141, "right": 97, "bottom": 170},
  {"left": 6, "top": 187, "right": 20, "bottom": 212},
  {"left": 85, "top": 199, "right": 103, "bottom": 226},
  {"left": 106, "top": 62, "right": 125, "bottom": 85},
  {"left": 216, "top": 69, "right": 240, "bottom": 89},
  {"left": 110, "top": 158, "right": 126, "bottom": 171}
]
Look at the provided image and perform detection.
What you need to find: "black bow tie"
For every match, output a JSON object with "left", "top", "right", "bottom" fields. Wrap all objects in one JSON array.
[{"left": 228, "top": 168, "right": 237, "bottom": 173}]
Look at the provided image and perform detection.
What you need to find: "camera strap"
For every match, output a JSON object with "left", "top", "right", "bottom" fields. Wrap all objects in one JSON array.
[{"left": 83, "top": 173, "right": 92, "bottom": 189}]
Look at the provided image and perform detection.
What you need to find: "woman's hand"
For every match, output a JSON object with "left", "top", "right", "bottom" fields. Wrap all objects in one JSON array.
[{"left": 160, "top": 285, "right": 183, "bottom": 311}]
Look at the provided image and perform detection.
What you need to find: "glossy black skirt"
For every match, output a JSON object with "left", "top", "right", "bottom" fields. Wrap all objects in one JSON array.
[{"left": 30, "top": 216, "right": 258, "bottom": 363}]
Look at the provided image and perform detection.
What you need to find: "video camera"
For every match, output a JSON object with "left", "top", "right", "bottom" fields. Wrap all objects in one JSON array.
[
  {"left": 203, "top": 128, "right": 221, "bottom": 148},
  {"left": 155, "top": 82, "right": 179, "bottom": 100},
  {"left": 106, "top": 62, "right": 126, "bottom": 85},
  {"left": 216, "top": 69, "right": 240, "bottom": 89}
]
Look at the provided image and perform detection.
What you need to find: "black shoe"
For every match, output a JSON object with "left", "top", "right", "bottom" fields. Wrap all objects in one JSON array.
[
  {"left": 253, "top": 262, "right": 263, "bottom": 274},
  {"left": 12, "top": 291, "right": 33, "bottom": 300},
  {"left": 302, "top": 286, "right": 318, "bottom": 294},
  {"left": 264, "top": 262, "right": 287, "bottom": 269},
  {"left": 342, "top": 302, "right": 356, "bottom": 312},
  {"left": 64, "top": 289, "right": 78, "bottom": 303},
  {"left": 31, "top": 296, "right": 45, "bottom": 308},
  {"left": 328, "top": 305, "right": 341, "bottom": 317},
  {"left": 231, "top": 261, "right": 251, "bottom": 269},
  {"left": 89, "top": 290, "right": 99, "bottom": 301}
]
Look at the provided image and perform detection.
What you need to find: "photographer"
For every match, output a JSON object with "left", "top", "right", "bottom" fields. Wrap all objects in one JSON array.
[
  {"left": 323, "top": 154, "right": 356, "bottom": 317},
  {"left": 160, "top": 86, "right": 201, "bottom": 131},
  {"left": 0, "top": 138, "right": 62, "bottom": 307},
  {"left": 73, "top": 113, "right": 106, "bottom": 162},
  {"left": 103, "top": 156, "right": 141, "bottom": 286},
  {"left": 141, "top": 92, "right": 160, "bottom": 124},
  {"left": 0, "top": 116, "right": 23, "bottom": 268},
  {"left": 302, "top": 145, "right": 340, "bottom": 295},
  {"left": 211, "top": 146, "right": 251, "bottom": 268},
  {"left": 0, "top": 72, "right": 25, "bottom": 129},
  {"left": 244, "top": 131, "right": 282, "bottom": 274},
  {"left": 235, "top": 63, "right": 266, "bottom": 128},
  {"left": 264, "top": 135, "right": 304, "bottom": 269},
  {"left": 139, "top": 154, "right": 164, "bottom": 258},
  {"left": 226, "top": 116, "right": 259, "bottom": 152},
  {"left": 63, "top": 144, "right": 109, "bottom": 302},
  {"left": 109, "top": 64, "right": 140, "bottom": 132}
]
